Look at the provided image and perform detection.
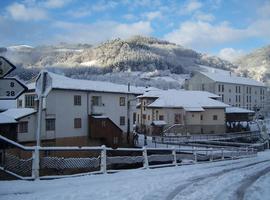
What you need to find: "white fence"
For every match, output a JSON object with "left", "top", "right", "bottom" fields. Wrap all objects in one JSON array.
[{"left": 0, "top": 135, "right": 261, "bottom": 180}]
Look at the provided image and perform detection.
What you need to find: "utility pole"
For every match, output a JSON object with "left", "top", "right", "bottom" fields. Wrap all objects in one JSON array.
[{"left": 127, "top": 83, "right": 130, "bottom": 144}]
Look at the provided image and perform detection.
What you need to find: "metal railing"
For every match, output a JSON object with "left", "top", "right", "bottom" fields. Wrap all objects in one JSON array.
[
  {"left": 0, "top": 135, "right": 260, "bottom": 180},
  {"left": 153, "top": 131, "right": 260, "bottom": 144}
]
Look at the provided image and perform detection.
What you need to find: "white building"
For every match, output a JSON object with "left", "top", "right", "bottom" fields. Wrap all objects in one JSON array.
[
  {"left": 186, "top": 67, "right": 266, "bottom": 112},
  {"left": 1, "top": 72, "right": 143, "bottom": 147},
  {"left": 136, "top": 89, "right": 229, "bottom": 135}
]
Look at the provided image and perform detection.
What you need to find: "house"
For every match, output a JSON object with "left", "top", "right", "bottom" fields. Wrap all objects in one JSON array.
[
  {"left": 186, "top": 66, "right": 267, "bottom": 112},
  {"left": 225, "top": 107, "right": 255, "bottom": 132},
  {"left": 136, "top": 89, "right": 229, "bottom": 135},
  {"left": 2, "top": 71, "right": 143, "bottom": 147}
]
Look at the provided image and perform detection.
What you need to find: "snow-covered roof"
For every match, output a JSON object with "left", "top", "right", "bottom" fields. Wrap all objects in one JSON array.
[
  {"left": 34, "top": 71, "right": 144, "bottom": 95},
  {"left": 1, "top": 108, "right": 36, "bottom": 120},
  {"left": 142, "top": 90, "right": 228, "bottom": 109},
  {"left": 91, "top": 115, "right": 108, "bottom": 119},
  {"left": 151, "top": 120, "right": 167, "bottom": 126},
  {"left": 183, "top": 107, "right": 205, "bottom": 112},
  {"left": 0, "top": 100, "right": 17, "bottom": 110},
  {"left": 198, "top": 66, "right": 264, "bottom": 87},
  {"left": 138, "top": 89, "right": 220, "bottom": 99},
  {"left": 0, "top": 114, "right": 17, "bottom": 124},
  {"left": 225, "top": 107, "right": 255, "bottom": 114}
]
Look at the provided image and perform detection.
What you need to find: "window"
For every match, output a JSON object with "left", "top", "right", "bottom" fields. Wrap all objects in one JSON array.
[
  {"left": 222, "top": 85, "right": 224, "bottom": 92},
  {"left": 25, "top": 94, "right": 35, "bottom": 108},
  {"left": 159, "top": 115, "right": 164, "bottom": 120},
  {"left": 18, "top": 122, "right": 28, "bottom": 133},
  {"left": 155, "top": 110, "right": 159, "bottom": 120},
  {"left": 113, "top": 137, "right": 118, "bottom": 144},
  {"left": 202, "top": 84, "right": 205, "bottom": 91},
  {"left": 133, "top": 113, "right": 136, "bottom": 124},
  {"left": 46, "top": 119, "right": 55, "bottom": 131},
  {"left": 120, "top": 116, "right": 125, "bottom": 126},
  {"left": 175, "top": 114, "right": 182, "bottom": 124},
  {"left": 102, "top": 121, "right": 106, "bottom": 127},
  {"left": 148, "top": 115, "right": 150, "bottom": 120},
  {"left": 119, "top": 97, "right": 125, "bottom": 106},
  {"left": 92, "top": 96, "right": 102, "bottom": 106},
  {"left": 213, "top": 115, "right": 218, "bottom": 120},
  {"left": 200, "top": 115, "right": 203, "bottom": 121},
  {"left": 142, "top": 114, "right": 146, "bottom": 119},
  {"left": 74, "top": 95, "right": 81, "bottom": 105},
  {"left": 74, "top": 118, "right": 82, "bottom": 128},
  {"left": 17, "top": 99, "right": 22, "bottom": 108}
]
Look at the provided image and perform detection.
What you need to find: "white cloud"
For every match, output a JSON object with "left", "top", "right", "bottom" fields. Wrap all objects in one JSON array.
[
  {"left": 123, "top": 14, "right": 137, "bottom": 20},
  {"left": 164, "top": 21, "right": 246, "bottom": 48},
  {"left": 143, "top": 11, "right": 162, "bottom": 21},
  {"left": 181, "top": 0, "right": 202, "bottom": 15},
  {"left": 164, "top": 18, "right": 270, "bottom": 50},
  {"left": 6, "top": 2, "right": 47, "bottom": 21},
  {"left": 91, "top": 1, "right": 118, "bottom": 12},
  {"left": 218, "top": 48, "right": 244, "bottom": 62},
  {"left": 44, "top": 0, "right": 72, "bottom": 9},
  {"left": 194, "top": 12, "right": 215, "bottom": 22},
  {"left": 52, "top": 21, "right": 153, "bottom": 44}
]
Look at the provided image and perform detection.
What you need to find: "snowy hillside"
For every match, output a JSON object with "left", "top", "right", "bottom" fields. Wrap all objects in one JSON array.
[
  {"left": 235, "top": 45, "right": 270, "bottom": 85},
  {"left": 1, "top": 151, "right": 270, "bottom": 200},
  {"left": 0, "top": 36, "right": 242, "bottom": 89}
]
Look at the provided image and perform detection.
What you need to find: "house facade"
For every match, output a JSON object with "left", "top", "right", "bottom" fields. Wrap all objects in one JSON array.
[
  {"left": 3, "top": 72, "right": 143, "bottom": 147},
  {"left": 136, "top": 90, "right": 228, "bottom": 135},
  {"left": 186, "top": 69, "right": 266, "bottom": 112}
]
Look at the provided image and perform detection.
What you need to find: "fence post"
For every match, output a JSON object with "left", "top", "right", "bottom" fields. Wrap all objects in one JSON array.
[
  {"left": 172, "top": 148, "right": 177, "bottom": 166},
  {"left": 101, "top": 145, "right": 107, "bottom": 174},
  {"left": 193, "top": 147, "right": 197, "bottom": 163},
  {"left": 246, "top": 147, "right": 248, "bottom": 156},
  {"left": 210, "top": 148, "right": 213, "bottom": 162},
  {"left": 221, "top": 148, "right": 224, "bottom": 160},
  {"left": 32, "top": 146, "right": 40, "bottom": 180},
  {"left": 143, "top": 147, "right": 149, "bottom": 169},
  {"left": 266, "top": 140, "right": 269, "bottom": 149}
]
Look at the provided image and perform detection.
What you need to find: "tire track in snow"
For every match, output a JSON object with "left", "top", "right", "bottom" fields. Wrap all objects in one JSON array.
[
  {"left": 233, "top": 166, "right": 270, "bottom": 200},
  {"left": 165, "top": 159, "right": 270, "bottom": 200}
]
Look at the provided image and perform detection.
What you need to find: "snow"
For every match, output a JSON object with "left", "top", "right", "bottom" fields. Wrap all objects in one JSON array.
[
  {"left": 142, "top": 90, "right": 228, "bottom": 109},
  {"left": 199, "top": 66, "right": 265, "bottom": 87},
  {"left": 80, "top": 60, "right": 98, "bottom": 66},
  {"left": 151, "top": 120, "right": 167, "bottom": 126},
  {"left": 0, "top": 100, "right": 16, "bottom": 110},
  {"left": 39, "top": 71, "right": 145, "bottom": 95},
  {"left": 1, "top": 151, "right": 270, "bottom": 200},
  {"left": 1, "top": 108, "right": 36, "bottom": 120},
  {"left": 91, "top": 115, "right": 108, "bottom": 119},
  {"left": 7, "top": 45, "right": 34, "bottom": 51},
  {"left": 226, "top": 107, "right": 255, "bottom": 114},
  {"left": 0, "top": 113, "right": 17, "bottom": 124}
]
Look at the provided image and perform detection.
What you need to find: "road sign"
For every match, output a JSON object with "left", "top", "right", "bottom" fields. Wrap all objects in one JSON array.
[
  {"left": 0, "top": 78, "right": 28, "bottom": 100},
  {"left": 0, "top": 56, "right": 16, "bottom": 78},
  {"left": 35, "top": 71, "right": 52, "bottom": 98}
]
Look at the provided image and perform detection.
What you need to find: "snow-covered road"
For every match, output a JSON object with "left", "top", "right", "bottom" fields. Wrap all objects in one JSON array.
[{"left": 1, "top": 151, "right": 270, "bottom": 200}]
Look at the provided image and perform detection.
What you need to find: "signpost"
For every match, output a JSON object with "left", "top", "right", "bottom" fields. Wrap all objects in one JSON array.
[
  {"left": 0, "top": 57, "right": 16, "bottom": 78},
  {"left": 0, "top": 78, "right": 28, "bottom": 100},
  {"left": 0, "top": 56, "right": 27, "bottom": 100}
]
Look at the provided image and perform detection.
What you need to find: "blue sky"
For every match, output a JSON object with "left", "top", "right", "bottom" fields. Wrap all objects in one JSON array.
[{"left": 0, "top": 0, "right": 270, "bottom": 61}]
